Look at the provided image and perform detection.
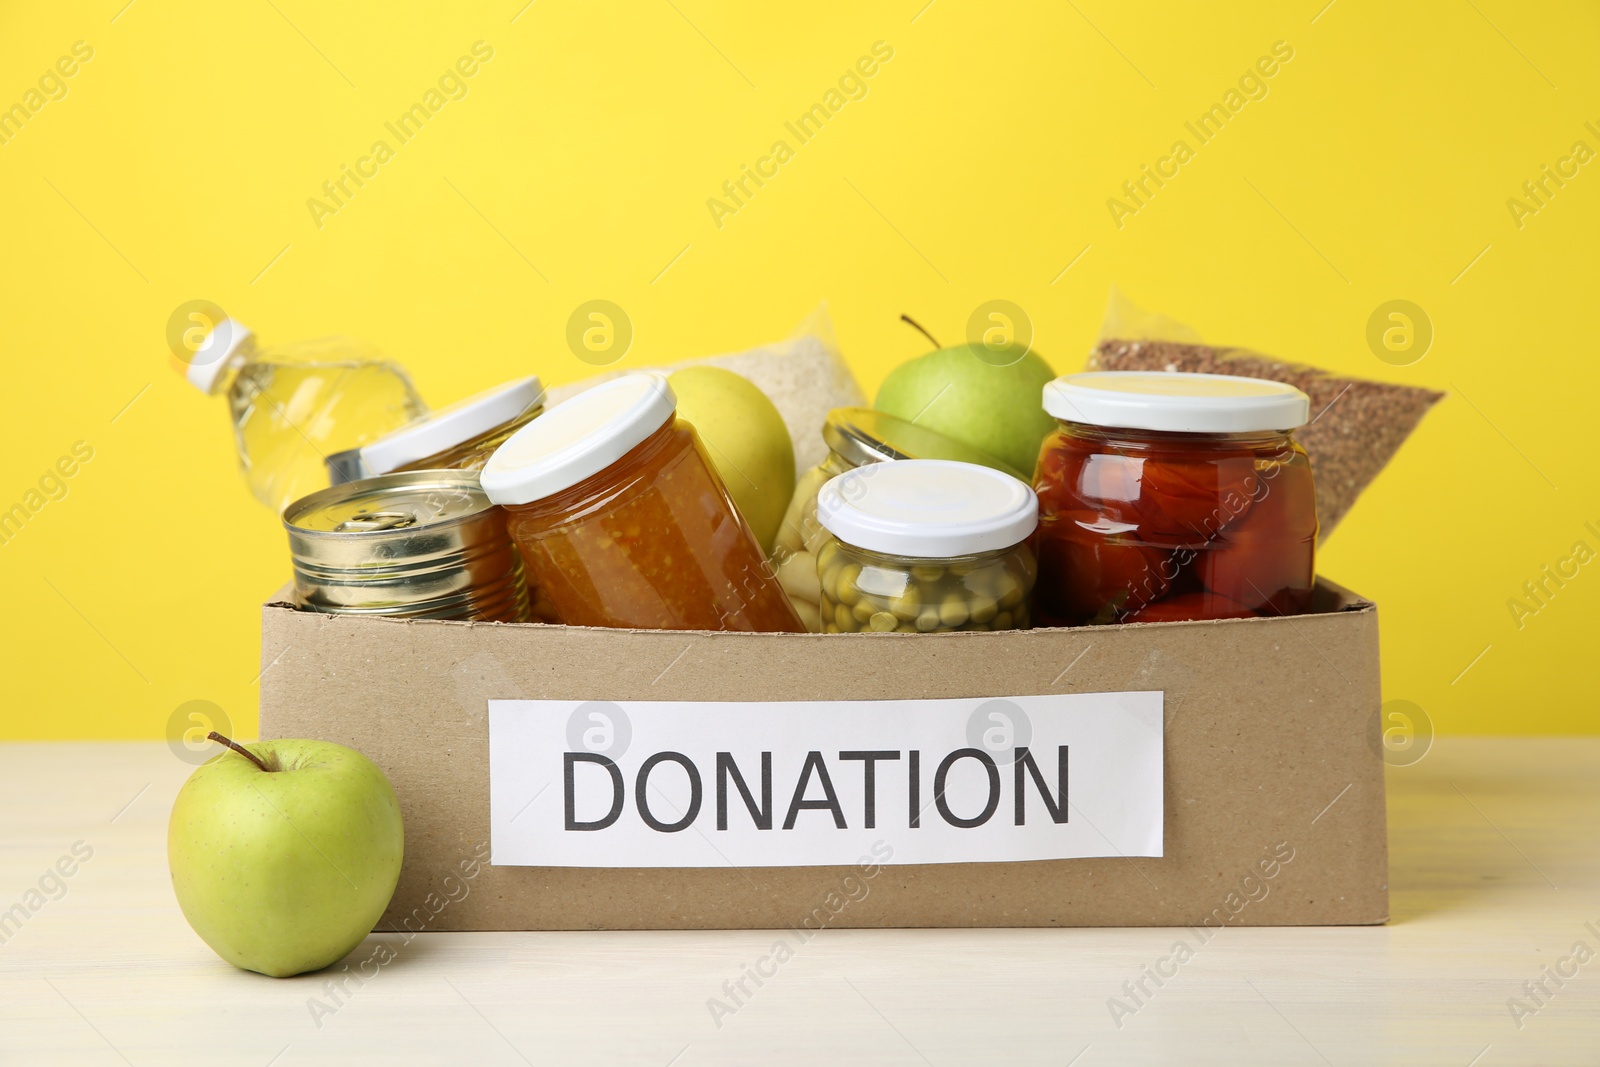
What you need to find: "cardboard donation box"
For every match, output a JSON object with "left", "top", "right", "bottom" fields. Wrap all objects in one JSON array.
[{"left": 259, "top": 577, "right": 1387, "bottom": 930}]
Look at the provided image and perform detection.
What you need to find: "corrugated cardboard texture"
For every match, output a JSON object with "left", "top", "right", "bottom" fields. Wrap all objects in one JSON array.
[{"left": 260, "top": 579, "right": 1387, "bottom": 929}]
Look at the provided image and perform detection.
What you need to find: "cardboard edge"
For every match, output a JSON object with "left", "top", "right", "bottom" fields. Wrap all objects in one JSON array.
[{"left": 261, "top": 575, "right": 1376, "bottom": 634}]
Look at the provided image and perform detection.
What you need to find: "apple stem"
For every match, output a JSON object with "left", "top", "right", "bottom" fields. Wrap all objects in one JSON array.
[
  {"left": 208, "top": 731, "right": 271, "bottom": 773},
  {"left": 899, "top": 314, "right": 942, "bottom": 349}
]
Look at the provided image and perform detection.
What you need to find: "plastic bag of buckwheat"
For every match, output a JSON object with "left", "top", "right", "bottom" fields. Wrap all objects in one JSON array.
[{"left": 1087, "top": 288, "right": 1444, "bottom": 541}]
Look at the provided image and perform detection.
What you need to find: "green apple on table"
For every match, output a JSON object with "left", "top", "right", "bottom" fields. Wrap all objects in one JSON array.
[
  {"left": 874, "top": 340, "right": 1058, "bottom": 477},
  {"left": 669, "top": 365, "right": 796, "bottom": 552},
  {"left": 168, "top": 734, "right": 404, "bottom": 978}
]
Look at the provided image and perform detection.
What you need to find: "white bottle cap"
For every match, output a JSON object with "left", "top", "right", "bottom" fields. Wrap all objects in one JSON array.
[
  {"left": 184, "top": 318, "right": 254, "bottom": 393},
  {"left": 1043, "top": 371, "right": 1310, "bottom": 433},
  {"left": 359, "top": 376, "right": 545, "bottom": 476},
  {"left": 482, "top": 373, "right": 677, "bottom": 506},
  {"left": 816, "top": 459, "right": 1038, "bottom": 558}
]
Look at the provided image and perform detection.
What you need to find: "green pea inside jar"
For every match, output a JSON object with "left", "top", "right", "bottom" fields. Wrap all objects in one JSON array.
[
  {"left": 771, "top": 408, "right": 1028, "bottom": 633},
  {"left": 814, "top": 459, "right": 1039, "bottom": 634}
]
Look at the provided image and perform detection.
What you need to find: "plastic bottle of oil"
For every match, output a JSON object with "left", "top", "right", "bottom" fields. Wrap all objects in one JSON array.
[{"left": 178, "top": 318, "right": 427, "bottom": 514}]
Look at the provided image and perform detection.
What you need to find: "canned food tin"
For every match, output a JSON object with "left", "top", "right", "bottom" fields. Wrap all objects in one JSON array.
[{"left": 283, "top": 470, "right": 532, "bottom": 622}]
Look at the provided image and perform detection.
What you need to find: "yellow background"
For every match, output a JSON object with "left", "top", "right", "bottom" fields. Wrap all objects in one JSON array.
[{"left": 1, "top": 0, "right": 1594, "bottom": 740}]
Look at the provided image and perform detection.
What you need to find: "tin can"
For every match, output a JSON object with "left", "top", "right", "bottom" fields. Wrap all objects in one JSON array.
[{"left": 283, "top": 470, "right": 532, "bottom": 622}]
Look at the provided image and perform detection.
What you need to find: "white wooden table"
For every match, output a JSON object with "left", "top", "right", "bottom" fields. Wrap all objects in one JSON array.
[{"left": 2, "top": 738, "right": 1596, "bottom": 1065}]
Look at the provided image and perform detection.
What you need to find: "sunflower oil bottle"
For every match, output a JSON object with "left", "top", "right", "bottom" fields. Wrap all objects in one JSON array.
[{"left": 177, "top": 317, "right": 426, "bottom": 515}]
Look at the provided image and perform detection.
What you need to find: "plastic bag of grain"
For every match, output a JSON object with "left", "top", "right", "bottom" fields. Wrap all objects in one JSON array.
[
  {"left": 544, "top": 304, "right": 866, "bottom": 478},
  {"left": 1088, "top": 289, "right": 1444, "bottom": 540}
]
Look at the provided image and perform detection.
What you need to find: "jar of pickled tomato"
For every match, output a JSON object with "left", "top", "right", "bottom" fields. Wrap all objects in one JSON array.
[
  {"left": 771, "top": 408, "right": 1027, "bottom": 632},
  {"left": 815, "top": 460, "right": 1038, "bottom": 633},
  {"left": 326, "top": 376, "right": 545, "bottom": 484},
  {"left": 1033, "top": 372, "right": 1317, "bottom": 625},
  {"left": 480, "top": 373, "right": 803, "bottom": 632}
]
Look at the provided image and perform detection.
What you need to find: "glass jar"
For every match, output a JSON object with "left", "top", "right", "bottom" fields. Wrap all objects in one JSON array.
[
  {"left": 771, "top": 408, "right": 1026, "bottom": 632},
  {"left": 481, "top": 373, "right": 803, "bottom": 632},
  {"left": 1033, "top": 371, "right": 1317, "bottom": 625},
  {"left": 814, "top": 459, "right": 1038, "bottom": 633},
  {"left": 326, "top": 376, "right": 545, "bottom": 484}
]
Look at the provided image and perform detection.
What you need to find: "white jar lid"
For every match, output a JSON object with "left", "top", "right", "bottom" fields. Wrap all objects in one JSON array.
[
  {"left": 1043, "top": 371, "right": 1310, "bottom": 433},
  {"left": 816, "top": 460, "right": 1038, "bottom": 558},
  {"left": 482, "top": 372, "right": 676, "bottom": 506},
  {"left": 360, "top": 376, "right": 545, "bottom": 476}
]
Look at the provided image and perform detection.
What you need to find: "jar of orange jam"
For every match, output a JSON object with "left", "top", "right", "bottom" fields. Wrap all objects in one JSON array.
[
  {"left": 1033, "top": 372, "right": 1317, "bottom": 625},
  {"left": 481, "top": 373, "right": 803, "bottom": 632}
]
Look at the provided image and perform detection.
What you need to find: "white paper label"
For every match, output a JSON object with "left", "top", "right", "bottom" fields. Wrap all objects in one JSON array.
[{"left": 487, "top": 692, "right": 1163, "bottom": 869}]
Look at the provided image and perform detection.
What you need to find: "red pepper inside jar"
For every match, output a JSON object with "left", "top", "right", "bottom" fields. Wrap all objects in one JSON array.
[{"left": 1032, "top": 371, "right": 1318, "bottom": 625}]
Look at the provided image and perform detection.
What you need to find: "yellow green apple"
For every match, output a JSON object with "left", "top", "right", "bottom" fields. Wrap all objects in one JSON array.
[
  {"left": 167, "top": 734, "right": 404, "bottom": 978},
  {"left": 669, "top": 366, "right": 795, "bottom": 552},
  {"left": 874, "top": 343, "right": 1058, "bottom": 476}
]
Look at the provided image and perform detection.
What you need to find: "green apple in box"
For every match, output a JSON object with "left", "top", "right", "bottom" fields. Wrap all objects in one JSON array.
[
  {"left": 669, "top": 366, "right": 795, "bottom": 552},
  {"left": 167, "top": 735, "right": 404, "bottom": 978},
  {"left": 875, "top": 343, "right": 1058, "bottom": 477}
]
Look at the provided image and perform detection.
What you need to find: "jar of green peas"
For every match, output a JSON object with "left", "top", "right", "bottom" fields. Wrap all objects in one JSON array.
[
  {"left": 814, "top": 459, "right": 1038, "bottom": 634},
  {"left": 770, "top": 408, "right": 1026, "bottom": 631}
]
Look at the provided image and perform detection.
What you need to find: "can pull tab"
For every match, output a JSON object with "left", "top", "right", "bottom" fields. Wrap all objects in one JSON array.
[{"left": 334, "top": 509, "right": 418, "bottom": 532}]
